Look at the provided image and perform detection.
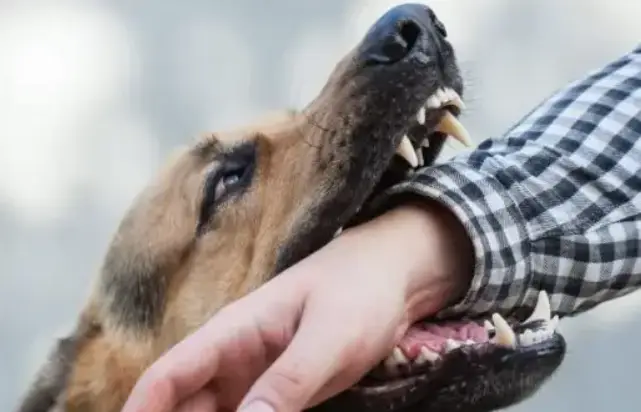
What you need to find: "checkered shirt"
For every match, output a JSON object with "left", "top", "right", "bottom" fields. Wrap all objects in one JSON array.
[{"left": 380, "top": 45, "right": 641, "bottom": 320}]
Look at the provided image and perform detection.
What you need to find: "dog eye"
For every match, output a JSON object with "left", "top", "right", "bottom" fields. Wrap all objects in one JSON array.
[
  {"left": 197, "top": 142, "right": 257, "bottom": 235},
  {"left": 214, "top": 167, "right": 245, "bottom": 201}
]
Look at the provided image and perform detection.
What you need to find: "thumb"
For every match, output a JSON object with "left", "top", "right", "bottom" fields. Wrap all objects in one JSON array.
[{"left": 237, "top": 307, "right": 370, "bottom": 412}]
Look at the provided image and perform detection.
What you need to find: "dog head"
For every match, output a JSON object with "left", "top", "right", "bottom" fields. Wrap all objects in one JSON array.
[{"left": 17, "top": 4, "right": 565, "bottom": 412}]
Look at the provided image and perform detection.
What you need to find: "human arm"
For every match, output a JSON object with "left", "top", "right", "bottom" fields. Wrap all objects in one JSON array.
[{"left": 368, "top": 45, "right": 641, "bottom": 320}]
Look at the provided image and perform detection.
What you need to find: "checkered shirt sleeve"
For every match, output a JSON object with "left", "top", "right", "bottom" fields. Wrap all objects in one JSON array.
[{"left": 379, "top": 45, "right": 641, "bottom": 320}]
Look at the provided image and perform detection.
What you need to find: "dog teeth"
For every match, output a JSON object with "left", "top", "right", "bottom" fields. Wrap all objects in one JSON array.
[
  {"left": 396, "top": 135, "right": 419, "bottom": 168},
  {"left": 393, "top": 347, "right": 408, "bottom": 363},
  {"left": 417, "top": 106, "right": 426, "bottom": 125},
  {"left": 491, "top": 313, "right": 517, "bottom": 348},
  {"left": 415, "top": 346, "right": 440, "bottom": 364},
  {"left": 484, "top": 319, "right": 495, "bottom": 333},
  {"left": 436, "top": 111, "right": 473, "bottom": 147},
  {"left": 421, "top": 87, "right": 472, "bottom": 148},
  {"left": 519, "top": 329, "right": 540, "bottom": 346},
  {"left": 384, "top": 347, "right": 409, "bottom": 373},
  {"left": 415, "top": 147, "right": 424, "bottom": 167},
  {"left": 518, "top": 326, "right": 555, "bottom": 347},
  {"left": 444, "top": 339, "right": 461, "bottom": 353},
  {"left": 524, "top": 291, "right": 552, "bottom": 324},
  {"left": 482, "top": 305, "right": 559, "bottom": 349},
  {"left": 425, "top": 87, "right": 466, "bottom": 111},
  {"left": 334, "top": 227, "right": 343, "bottom": 237},
  {"left": 443, "top": 339, "right": 480, "bottom": 354}
]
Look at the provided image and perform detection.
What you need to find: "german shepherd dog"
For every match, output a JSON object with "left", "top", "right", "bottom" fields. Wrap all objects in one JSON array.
[{"left": 16, "top": 4, "right": 566, "bottom": 412}]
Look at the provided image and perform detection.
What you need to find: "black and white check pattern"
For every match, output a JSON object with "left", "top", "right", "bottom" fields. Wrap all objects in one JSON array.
[{"left": 381, "top": 45, "right": 641, "bottom": 319}]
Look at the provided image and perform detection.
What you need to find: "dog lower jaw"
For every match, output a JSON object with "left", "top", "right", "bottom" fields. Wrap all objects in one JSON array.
[
  {"left": 317, "top": 334, "right": 565, "bottom": 412},
  {"left": 310, "top": 293, "right": 566, "bottom": 412}
]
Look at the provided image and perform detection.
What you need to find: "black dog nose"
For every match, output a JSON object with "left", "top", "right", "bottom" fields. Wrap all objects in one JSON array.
[{"left": 359, "top": 3, "right": 445, "bottom": 65}]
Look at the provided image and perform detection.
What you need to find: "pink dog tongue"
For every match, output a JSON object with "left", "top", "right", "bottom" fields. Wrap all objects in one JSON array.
[{"left": 398, "top": 320, "right": 489, "bottom": 359}]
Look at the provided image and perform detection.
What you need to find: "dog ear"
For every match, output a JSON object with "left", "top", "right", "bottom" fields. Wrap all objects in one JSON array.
[
  {"left": 16, "top": 337, "right": 74, "bottom": 412},
  {"left": 16, "top": 321, "right": 100, "bottom": 412},
  {"left": 15, "top": 223, "right": 176, "bottom": 412}
]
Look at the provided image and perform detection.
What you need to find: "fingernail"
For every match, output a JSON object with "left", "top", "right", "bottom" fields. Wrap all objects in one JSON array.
[{"left": 240, "top": 400, "right": 274, "bottom": 412}]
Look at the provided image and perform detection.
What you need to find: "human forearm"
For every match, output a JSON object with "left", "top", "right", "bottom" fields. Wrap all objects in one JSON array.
[{"left": 355, "top": 201, "right": 475, "bottom": 322}]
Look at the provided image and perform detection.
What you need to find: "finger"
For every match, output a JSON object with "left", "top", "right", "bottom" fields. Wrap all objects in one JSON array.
[
  {"left": 122, "top": 273, "right": 306, "bottom": 412},
  {"left": 237, "top": 306, "right": 369, "bottom": 412},
  {"left": 122, "top": 315, "right": 232, "bottom": 412},
  {"left": 175, "top": 389, "right": 217, "bottom": 412}
]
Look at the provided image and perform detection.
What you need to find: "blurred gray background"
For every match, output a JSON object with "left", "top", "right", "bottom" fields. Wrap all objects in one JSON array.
[{"left": 1, "top": 0, "right": 640, "bottom": 410}]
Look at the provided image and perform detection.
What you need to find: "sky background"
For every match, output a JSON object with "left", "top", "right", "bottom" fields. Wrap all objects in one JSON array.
[{"left": 1, "top": 1, "right": 640, "bottom": 410}]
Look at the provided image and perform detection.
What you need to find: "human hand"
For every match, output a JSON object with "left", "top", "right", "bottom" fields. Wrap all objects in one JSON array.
[{"left": 121, "top": 202, "right": 474, "bottom": 412}]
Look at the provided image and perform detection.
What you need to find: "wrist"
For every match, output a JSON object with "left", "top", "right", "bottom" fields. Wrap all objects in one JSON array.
[{"left": 379, "top": 202, "right": 474, "bottom": 322}]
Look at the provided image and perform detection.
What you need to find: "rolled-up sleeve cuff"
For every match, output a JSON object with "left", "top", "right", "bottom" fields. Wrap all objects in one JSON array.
[{"left": 367, "top": 161, "right": 534, "bottom": 319}]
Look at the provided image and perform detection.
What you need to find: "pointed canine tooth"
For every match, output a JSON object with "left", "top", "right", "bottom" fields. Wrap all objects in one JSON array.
[
  {"left": 491, "top": 313, "right": 517, "bottom": 348},
  {"left": 421, "top": 138, "right": 430, "bottom": 148},
  {"left": 519, "top": 329, "right": 535, "bottom": 346},
  {"left": 426, "top": 94, "right": 441, "bottom": 109},
  {"left": 444, "top": 339, "right": 461, "bottom": 352},
  {"left": 417, "top": 106, "right": 426, "bottom": 125},
  {"left": 383, "top": 347, "right": 408, "bottom": 374},
  {"left": 416, "top": 147, "right": 424, "bottom": 167},
  {"left": 396, "top": 135, "right": 419, "bottom": 167},
  {"left": 392, "top": 347, "right": 409, "bottom": 364},
  {"left": 416, "top": 346, "right": 440, "bottom": 364},
  {"left": 524, "top": 291, "right": 551, "bottom": 324},
  {"left": 484, "top": 319, "right": 495, "bottom": 332},
  {"left": 334, "top": 227, "right": 343, "bottom": 237},
  {"left": 435, "top": 111, "right": 473, "bottom": 147}
]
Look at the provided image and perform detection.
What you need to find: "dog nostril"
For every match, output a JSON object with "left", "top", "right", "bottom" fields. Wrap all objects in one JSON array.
[
  {"left": 398, "top": 20, "right": 421, "bottom": 51},
  {"left": 373, "top": 19, "right": 421, "bottom": 64}
]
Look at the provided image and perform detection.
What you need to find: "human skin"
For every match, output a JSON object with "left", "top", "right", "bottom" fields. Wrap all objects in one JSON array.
[{"left": 122, "top": 201, "right": 475, "bottom": 412}]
